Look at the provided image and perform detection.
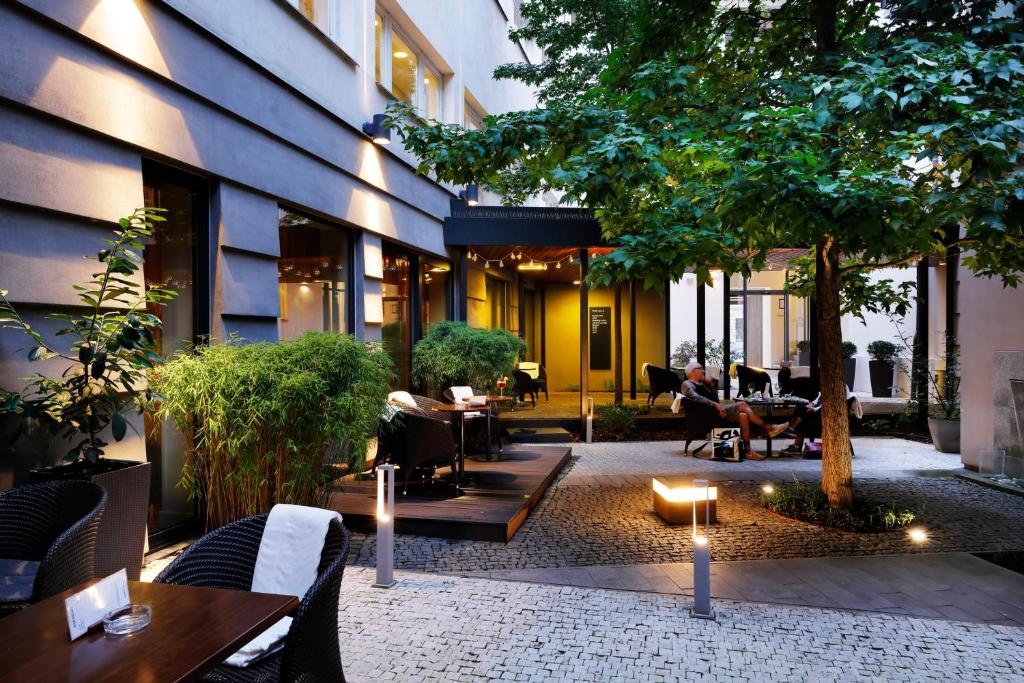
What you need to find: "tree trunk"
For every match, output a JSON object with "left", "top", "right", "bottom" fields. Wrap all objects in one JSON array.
[
  {"left": 614, "top": 282, "right": 623, "bottom": 405},
  {"left": 816, "top": 235, "right": 853, "bottom": 508}
]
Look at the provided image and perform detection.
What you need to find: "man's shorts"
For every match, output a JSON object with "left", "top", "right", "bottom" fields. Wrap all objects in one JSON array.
[{"left": 720, "top": 402, "right": 742, "bottom": 422}]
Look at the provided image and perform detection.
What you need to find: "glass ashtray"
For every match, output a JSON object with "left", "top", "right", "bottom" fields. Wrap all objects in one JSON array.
[{"left": 103, "top": 604, "right": 151, "bottom": 635}]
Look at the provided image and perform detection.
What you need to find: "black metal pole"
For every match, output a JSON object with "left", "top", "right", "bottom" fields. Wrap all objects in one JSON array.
[
  {"left": 457, "top": 247, "right": 468, "bottom": 322},
  {"left": 579, "top": 250, "right": 589, "bottom": 426},
  {"left": 809, "top": 296, "right": 819, "bottom": 389},
  {"left": 915, "top": 258, "right": 930, "bottom": 428},
  {"left": 722, "top": 274, "right": 731, "bottom": 400},
  {"left": 629, "top": 279, "right": 637, "bottom": 400},
  {"left": 944, "top": 225, "right": 959, "bottom": 402},
  {"left": 697, "top": 279, "right": 706, "bottom": 367}
]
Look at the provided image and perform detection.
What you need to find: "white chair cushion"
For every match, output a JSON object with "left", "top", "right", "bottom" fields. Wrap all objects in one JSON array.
[
  {"left": 449, "top": 386, "right": 483, "bottom": 417},
  {"left": 387, "top": 391, "right": 417, "bottom": 408},
  {"left": 790, "top": 366, "right": 811, "bottom": 379}
]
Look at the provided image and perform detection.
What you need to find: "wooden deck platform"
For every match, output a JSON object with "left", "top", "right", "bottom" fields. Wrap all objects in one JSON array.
[{"left": 328, "top": 445, "right": 572, "bottom": 542}]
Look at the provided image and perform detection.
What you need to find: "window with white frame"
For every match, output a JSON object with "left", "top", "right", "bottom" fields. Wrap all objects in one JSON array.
[
  {"left": 375, "top": 11, "right": 443, "bottom": 120},
  {"left": 289, "top": 0, "right": 337, "bottom": 40},
  {"left": 465, "top": 100, "right": 485, "bottom": 130}
]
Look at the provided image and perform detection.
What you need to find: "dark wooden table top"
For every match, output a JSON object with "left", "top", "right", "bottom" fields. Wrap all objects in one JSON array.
[
  {"left": 432, "top": 403, "right": 485, "bottom": 412},
  {"left": 0, "top": 580, "right": 298, "bottom": 683},
  {"left": 459, "top": 395, "right": 514, "bottom": 404}
]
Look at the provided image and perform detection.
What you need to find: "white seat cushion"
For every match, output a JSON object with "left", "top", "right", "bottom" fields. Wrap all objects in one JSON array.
[
  {"left": 449, "top": 386, "right": 484, "bottom": 417},
  {"left": 517, "top": 362, "right": 540, "bottom": 379},
  {"left": 387, "top": 391, "right": 417, "bottom": 409}
]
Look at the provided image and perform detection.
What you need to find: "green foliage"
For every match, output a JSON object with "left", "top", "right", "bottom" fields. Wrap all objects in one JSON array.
[
  {"left": 566, "top": 383, "right": 581, "bottom": 392},
  {"left": 412, "top": 321, "right": 527, "bottom": 393},
  {"left": 796, "top": 340, "right": 811, "bottom": 352},
  {"left": 152, "top": 332, "right": 390, "bottom": 530},
  {"left": 593, "top": 403, "right": 637, "bottom": 440},
  {"left": 761, "top": 478, "right": 917, "bottom": 532},
  {"left": 841, "top": 341, "right": 857, "bottom": 359},
  {"left": 867, "top": 340, "right": 900, "bottom": 363},
  {"left": 602, "top": 378, "right": 615, "bottom": 391},
  {"left": 0, "top": 208, "right": 175, "bottom": 463},
  {"left": 671, "top": 337, "right": 735, "bottom": 368}
]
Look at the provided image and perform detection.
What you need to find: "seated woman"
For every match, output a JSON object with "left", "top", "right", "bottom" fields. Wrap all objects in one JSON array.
[{"left": 679, "top": 361, "right": 789, "bottom": 460}]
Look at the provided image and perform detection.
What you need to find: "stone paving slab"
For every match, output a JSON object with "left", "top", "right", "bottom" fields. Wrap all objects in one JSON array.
[
  {"left": 464, "top": 553, "right": 1024, "bottom": 626},
  {"left": 337, "top": 566, "right": 1024, "bottom": 682}
]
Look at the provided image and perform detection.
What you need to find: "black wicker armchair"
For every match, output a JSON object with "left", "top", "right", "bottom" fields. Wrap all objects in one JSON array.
[
  {"left": 0, "top": 480, "right": 106, "bottom": 617},
  {"left": 512, "top": 369, "right": 544, "bottom": 407},
  {"left": 735, "top": 364, "right": 772, "bottom": 397},
  {"left": 643, "top": 364, "right": 682, "bottom": 406},
  {"left": 378, "top": 396, "right": 458, "bottom": 494},
  {"left": 155, "top": 513, "right": 349, "bottom": 683},
  {"left": 681, "top": 397, "right": 724, "bottom": 455}
]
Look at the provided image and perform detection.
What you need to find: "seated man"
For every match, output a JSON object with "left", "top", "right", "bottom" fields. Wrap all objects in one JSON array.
[
  {"left": 679, "top": 360, "right": 789, "bottom": 460},
  {"left": 780, "top": 398, "right": 818, "bottom": 455}
]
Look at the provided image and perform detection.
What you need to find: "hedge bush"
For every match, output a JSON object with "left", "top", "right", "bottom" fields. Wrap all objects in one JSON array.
[{"left": 412, "top": 321, "right": 526, "bottom": 393}]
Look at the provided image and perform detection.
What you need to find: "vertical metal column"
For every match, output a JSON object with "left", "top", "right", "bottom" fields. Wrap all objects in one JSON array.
[
  {"left": 915, "top": 259, "right": 930, "bottom": 428},
  {"left": 696, "top": 280, "right": 706, "bottom": 367},
  {"left": 579, "top": 249, "right": 589, "bottom": 427},
  {"left": 722, "top": 275, "right": 731, "bottom": 400},
  {"left": 373, "top": 464, "right": 396, "bottom": 588},
  {"left": 629, "top": 280, "right": 637, "bottom": 400}
]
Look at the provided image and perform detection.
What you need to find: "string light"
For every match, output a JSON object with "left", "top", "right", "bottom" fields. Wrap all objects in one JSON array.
[{"left": 466, "top": 248, "right": 582, "bottom": 271}]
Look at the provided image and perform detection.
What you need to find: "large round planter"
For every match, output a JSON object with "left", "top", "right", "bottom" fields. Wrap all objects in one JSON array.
[
  {"left": 868, "top": 360, "right": 894, "bottom": 397},
  {"left": 798, "top": 351, "right": 810, "bottom": 366},
  {"left": 31, "top": 459, "right": 151, "bottom": 580},
  {"left": 927, "top": 417, "right": 961, "bottom": 454},
  {"left": 843, "top": 357, "right": 857, "bottom": 391}
]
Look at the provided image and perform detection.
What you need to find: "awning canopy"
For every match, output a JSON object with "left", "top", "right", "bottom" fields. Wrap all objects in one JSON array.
[{"left": 444, "top": 201, "right": 603, "bottom": 247}]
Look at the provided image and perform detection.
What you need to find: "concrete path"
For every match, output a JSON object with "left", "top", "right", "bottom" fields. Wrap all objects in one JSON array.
[{"left": 464, "top": 552, "right": 1024, "bottom": 626}]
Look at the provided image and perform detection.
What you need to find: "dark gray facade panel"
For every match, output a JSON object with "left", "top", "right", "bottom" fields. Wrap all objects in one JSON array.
[
  {"left": 0, "top": 4, "right": 447, "bottom": 257},
  {"left": 215, "top": 249, "right": 281, "bottom": 320},
  {"left": 0, "top": 105, "right": 142, "bottom": 224},
  {"left": 216, "top": 182, "right": 280, "bottom": 258},
  {"left": 219, "top": 315, "right": 279, "bottom": 344}
]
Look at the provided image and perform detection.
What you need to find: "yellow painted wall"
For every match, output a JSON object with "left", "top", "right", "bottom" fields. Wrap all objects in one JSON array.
[
  {"left": 542, "top": 284, "right": 666, "bottom": 393},
  {"left": 467, "top": 261, "right": 519, "bottom": 335}
]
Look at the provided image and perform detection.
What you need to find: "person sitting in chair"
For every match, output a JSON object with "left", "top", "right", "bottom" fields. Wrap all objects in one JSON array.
[
  {"left": 679, "top": 360, "right": 789, "bottom": 460},
  {"left": 780, "top": 398, "right": 818, "bottom": 455}
]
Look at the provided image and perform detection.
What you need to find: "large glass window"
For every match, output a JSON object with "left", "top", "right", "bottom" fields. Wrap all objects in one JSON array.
[
  {"left": 375, "top": 12, "right": 443, "bottom": 119},
  {"left": 277, "top": 208, "right": 350, "bottom": 339},
  {"left": 142, "top": 163, "right": 209, "bottom": 547},
  {"left": 292, "top": 0, "right": 335, "bottom": 38},
  {"left": 382, "top": 247, "right": 412, "bottom": 389},
  {"left": 465, "top": 100, "right": 485, "bottom": 130},
  {"left": 486, "top": 276, "right": 508, "bottom": 330},
  {"left": 422, "top": 260, "right": 450, "bottom": 333}
]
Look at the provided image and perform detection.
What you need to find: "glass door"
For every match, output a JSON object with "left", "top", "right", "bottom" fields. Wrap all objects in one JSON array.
[
  {"left": 141, "top": 162, "right": 209, "bottom": 548},
  {"left": 382, "top": 247, "right": 411, "bottom": 389}
]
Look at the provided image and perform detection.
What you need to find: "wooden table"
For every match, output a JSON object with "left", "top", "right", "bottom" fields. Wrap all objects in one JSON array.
[
  {"left": 0, "top": 580, "right": 298, "bottom": 683},
  {"left": 431, "top": 403, "right": 480, "bottom": 492},
  {"left": 461, "top": 395, "right": 513, "bottom": 462}
]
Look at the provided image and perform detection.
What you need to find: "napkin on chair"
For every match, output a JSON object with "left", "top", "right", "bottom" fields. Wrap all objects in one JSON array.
[{"left": 225, "top": 504, "right": 342, "bottom": 667}]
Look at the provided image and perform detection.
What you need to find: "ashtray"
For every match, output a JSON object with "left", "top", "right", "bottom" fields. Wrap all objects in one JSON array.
[{"left": 103, "top": 604, "right": 151, "bottom": 635}]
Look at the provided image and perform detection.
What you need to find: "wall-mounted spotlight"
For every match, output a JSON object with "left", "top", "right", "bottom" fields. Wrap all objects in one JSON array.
[
  {"left": 459, "top": 183, "right": 479, "bottom": 206},
  {"left": 362, "top": 114, "right": 391, "bottom": 145}
]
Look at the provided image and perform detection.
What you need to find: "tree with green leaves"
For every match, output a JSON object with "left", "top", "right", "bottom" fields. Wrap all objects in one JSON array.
[{"left": 390, "top": 0, "right": 1023, "bottom": 507}]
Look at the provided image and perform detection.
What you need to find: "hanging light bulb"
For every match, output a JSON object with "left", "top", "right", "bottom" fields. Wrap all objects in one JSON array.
[
  {"left": 556, "top": 261, "right": 561, "bottom": 269},
  {"left": 499, "top": 259, "right": 504, "bottom": 267},
  {"left": 485, "top": 261, "right": 491, "bottom": 269}
]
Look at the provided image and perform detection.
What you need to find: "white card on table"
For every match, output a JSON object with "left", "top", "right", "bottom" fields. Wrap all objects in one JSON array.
[{"left": 64, "top": 569, "right": 131, "bottom": 640}]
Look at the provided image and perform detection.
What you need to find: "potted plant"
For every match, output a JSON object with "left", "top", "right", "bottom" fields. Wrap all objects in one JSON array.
[
  {"left": 412, "top": 321, "right": 526, "bottom": 396},
  {"left": 842, "top": 341, "right": 858, "bottom": 391},
  {"left": 0, "top": 208, "right": 175, "bottom": 579},
  {"left": 867, "top": 340, "right": 900, "bottom": 398},
  {"left": 927, "top": 337, "right": 960, "bottom": 453},
  {"left": 797, "top": 339, "right": 811, "bottom": 366}
]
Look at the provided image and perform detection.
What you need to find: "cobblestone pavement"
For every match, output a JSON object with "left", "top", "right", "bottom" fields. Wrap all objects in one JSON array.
[
  {"left": 348, "top": 440, "right": 1024, "bottom": 572},
  {"left": 338, "top": 566, "right": 1024, "bottom": 682}
]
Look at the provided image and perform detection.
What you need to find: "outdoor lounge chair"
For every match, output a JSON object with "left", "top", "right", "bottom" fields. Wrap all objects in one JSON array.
[
  {"left": 0, "top": 480, "right": 106, "bottom": 617},
  {"left": 681, "top": 397, "right": 723, "bottom": 455},
  {"left": 778, "top": 367, "right": 817, "bottom": 399},
  {"left": 378, "top": 395, "right": 458, "bottom": 494},
  {"left": 156, "top": 513, "right": 349, "bottom": 682},
  {"left": 516, "top": 362, "right": 549, "bottom": 401},
  {"left": 735, "top": 364, "right": 772, "bottom": 397},
  {"left": 512, "top": 369, "right": 544, "bottom": 407},
  {"left": 643, "top": 364, "right": 683, "bottom": 406}
]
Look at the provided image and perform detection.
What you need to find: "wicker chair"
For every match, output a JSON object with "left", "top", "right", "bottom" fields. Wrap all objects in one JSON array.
[
  {"left": 0, "top": 480, "right": 106, "bottom": 617},
  {"left": 643, "top": 364, "right": 682, "bottom": 406},
  {"left": 512, "top": 370, "right": 543, "bottom": 407},
  {"left": 378, "top": 397, "right": 458, "bottom": 494},
  {"left": 681, "top": 397, "right": 724, "bottom": 455},
  {"left": 735, "top": 364, "right": 772, "bottom": 397},
  {"left": 156, "top": 514, "right": 349, "bottom": 683}
]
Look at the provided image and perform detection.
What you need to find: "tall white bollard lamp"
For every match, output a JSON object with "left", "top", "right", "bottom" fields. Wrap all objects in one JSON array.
[
  {"left": 373, "top": 464, "right": 397, "bottom": 588},
  {"left": 691, "top": 478, "right": 715, "bottom": 619},
  {"left": 585, "top": 396, "right": 595, "bottom": 443}
]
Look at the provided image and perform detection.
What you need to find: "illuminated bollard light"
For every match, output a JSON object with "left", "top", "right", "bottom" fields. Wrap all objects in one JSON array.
[
  {"left": 585, "top": 396, "right": 595, "bottom": 444},
  {"left": 691, "top": 478, "right": 715, "bottom": 620},
  {"left": 373, "top": 464, "right": 397, "bottom": 588}
]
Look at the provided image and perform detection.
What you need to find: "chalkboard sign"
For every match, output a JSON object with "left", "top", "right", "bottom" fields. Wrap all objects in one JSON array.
[{"left": 589, "top": 306, "right": 611, "bottom": 370}]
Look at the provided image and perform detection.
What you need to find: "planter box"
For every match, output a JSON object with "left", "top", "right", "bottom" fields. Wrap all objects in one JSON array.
[
  {"left": 928, "top": 417, "right": 961, "bottom": 454},
  {"left": 868, "top": 360, "right": 894, "bottom": 398},
  {"left": 31, "top": 459, "right": 150, "bottom": 580},
  {"left": 798, "top": 351, "right": 810, "bottom": 366},
  {"left": 843, "top": 357, "right": 857, "bottom": 391}
]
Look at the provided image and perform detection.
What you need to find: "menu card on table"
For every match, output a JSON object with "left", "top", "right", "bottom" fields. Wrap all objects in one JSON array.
[{"left": 64, "top": 569, "right": 131, "bottom": 640}]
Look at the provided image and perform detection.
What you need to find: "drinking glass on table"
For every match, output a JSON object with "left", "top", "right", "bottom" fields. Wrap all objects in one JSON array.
[{"left": 497, "top": 376, "right": 507, "bottom": 397}]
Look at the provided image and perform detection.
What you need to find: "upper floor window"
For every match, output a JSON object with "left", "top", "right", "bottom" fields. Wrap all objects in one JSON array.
[
  {"left": 289, "top": 0, "right": 337, "bottom": 40},
  {"left": 375, "top": 11, "right": 443, "bottom": 120},
  {"left": 465, "top": 101, "right": 485, "bottom": 130}
]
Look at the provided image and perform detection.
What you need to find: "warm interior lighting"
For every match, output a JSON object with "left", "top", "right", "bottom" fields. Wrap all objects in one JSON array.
[
  {"left": 572, "top": 279, "right": 582, "bottom": 285},
  {"left": 518, "top": 262, "right": 548, "bottom": 272},
  {"left": 652, "top": 479, "right": 718, "bottom": 503},
  {"left": 427, "top": 264, "right": 450, "bottom": 273},
  {"left": 908, "top": 527, "right": 928, "bottom": 543},
  {"left": 393, "top": 50, "right": 409, "bottom": 59}
]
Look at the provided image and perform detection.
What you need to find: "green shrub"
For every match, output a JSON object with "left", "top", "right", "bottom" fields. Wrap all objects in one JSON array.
[
  {"left": 867, "top": 340, "right": 900, "bottom": 363},
  {"left": 797, "top": 340, "right": 811, "bottom": 352},
  {"left": 412, "top": 321, "right": 526, "bottom": 393},
  {"left": 566, "top": 383, "right": 581, "bottom": 392},
  {"left": 841, "top": 341, "right": 857, "bottom": 359},
  {"left": 152, "top": 332, "right": 390, "bottom": 530},
  {"left": 760, "top": 478, "right": 917, "bottom": 532},
  {"left": 593, "top": 403, "right": 637, "bottom": 440},
  {"left": 672, "top": 337, "right": 735, "bottom": 367}
]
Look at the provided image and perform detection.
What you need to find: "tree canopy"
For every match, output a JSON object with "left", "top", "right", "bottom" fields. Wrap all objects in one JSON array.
[{"left": 390, "top": 0, "right": 1024, "bottom": 505}]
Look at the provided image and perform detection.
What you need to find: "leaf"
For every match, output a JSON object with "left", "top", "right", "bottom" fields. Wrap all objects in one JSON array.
[
  {"left": 838, "top": 93, "right": 862, "bottom": 110},
  {"left": 111, "top": 413, "right": 127, "bottom": 442}
]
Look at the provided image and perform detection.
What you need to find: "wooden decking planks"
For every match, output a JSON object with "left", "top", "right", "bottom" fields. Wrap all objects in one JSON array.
[{"left": 328, "top": 445, "right": 572, "bottom": 542}]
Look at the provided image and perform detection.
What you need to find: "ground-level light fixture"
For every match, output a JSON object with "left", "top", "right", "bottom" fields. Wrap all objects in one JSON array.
[
  {"left": 373, "top": 464, "right": 397, "bottom": 588},
  {"left": 690, "top": 479, "right": 715, "bottom": 620},
  {"left": 908, "top": 527, "right": 928, "bottom": 544},
  {"left": 762, "top": 484, "right": 775, "bottom": 495},
  {"left": 652, "top": 477, "right": 718, "bottom": 525},
  {"left": 362, "top": 114, "right": 391, "bottom": 145},
  {"left": 459, "top": 183, "right": 479, "bottom": 206}
]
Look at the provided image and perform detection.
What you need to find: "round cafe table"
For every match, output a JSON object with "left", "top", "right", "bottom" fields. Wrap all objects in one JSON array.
[
  {"left": 431, "top": 403, "right": 479, "bottom": 492},
  {"left": 460, "top": 395, "right": 514, "bottom": 462},
  {"left": 744, "top": 396, "right": 806, "bottom": 456}
]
